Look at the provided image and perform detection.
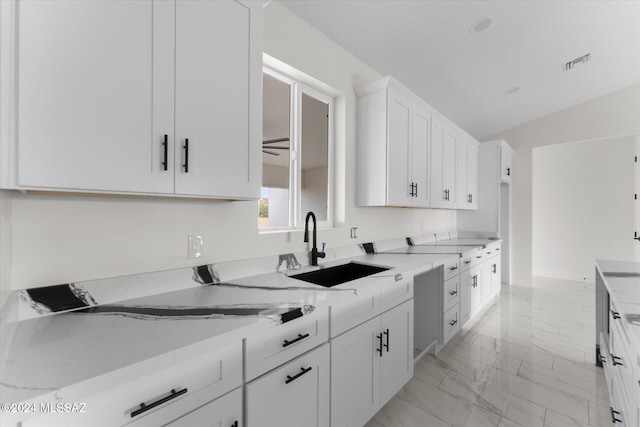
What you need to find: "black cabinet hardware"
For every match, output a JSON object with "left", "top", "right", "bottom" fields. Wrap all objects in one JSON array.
[
  {"left": 131, "top": 388, "right": 187, "bottom": 418},
  {"left": 449, "top": 290, "right": 457, "bottom": 296},
  {"left": 611, "top": 355, "right": 624, "bottom": 366},
  {"left": 449, "top": 319, "right": 457, "bottom": 327},
  {"left": 285, "top": 366, "right": 312, "bottom": 384},
  {"left": 383, "top": 329, "right": 389, "bottom": 352},
  {"left": 183, "top": 139, "right": 190, "bottom": 173},
  {"left": 414, "top": 182, "right": 418, "bottom": 197},
  {"left": 495, "top": 248, "right": 500, "bottom": 251},
  {"left": 492, "top": 264, "right": 497, "bottom": 274},
  {"left": 599, "top": 354, "right": 606, "bottom": 364},
  {"left": 464, "top": 260, "right": 471, "bottom": 264},
  {"left": 468, "top": 194, "right": 472, "bottom": 203},
  {"left": 507, "top": 167, "right": 511, "bottom": 176},
  {"left": 476, "top": 255, "right": 483, "bottom": 259},
  {"left": 449, "top": 265, "right": 458, "bottom": 271},
  {"left": 232, "top": 421, "right": 238, "bottom": 427},
  {"left": 610, "top": 310, "right": 621, "bottom": 320},
  {"left": 376, "top": 333, "right": 383, "bottom": 357},
  {"left": 472, "top": 275, "right": 478, "bottom": 288},
  {"left": 610, "top": 407, "right": 622, "bottom": 423},
  {"left": 282, "top": 333, "right": 310, "bottom": 348},
  {"left": 161, "top": 134, "right": 168, "bottom": 171}
]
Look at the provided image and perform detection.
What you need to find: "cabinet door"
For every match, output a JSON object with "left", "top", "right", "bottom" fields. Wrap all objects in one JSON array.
[
  {"left": 456, "top": 141, "right": 468, "bottom": 207},
  {"left": 469, "top": 266, "right": 482, "bottom": 318},
  {"left": 387, "top": 90, "right": 412, "bottom": 206},
  {"left": 380, "top": 299, "right": 414, "bottom": 406},
  {"left": 467, "top": 145, "right": 478, "bottom": 209},
  {"left": 174, "top": 0, "right": 260, "bottom": 199},
  {"left": 13, "top": 0, "right": 174, "bottom": 194},
  {"left": 480, "top": 260, "right": 491, "bottom": 304},
  {"left": 430, "top": 118, "right": 456, "bottom": 208},
  {"left": 246, "top": 343, "right": 329, "bottom": 427},
  {"left": 459, "top": 269, "right": 471, "bottom": 325},
  {"left": 501, "top": 146, "right": 512, "bottom": 183},
  {"left": 331, "top": 317, "right": 380, "bottom": 427},
  {"left": 411, "top": 109, "right": 430, "bottom": 207},
  {"left": 164, "top": 388, "right": 242, "bottom": 427}
]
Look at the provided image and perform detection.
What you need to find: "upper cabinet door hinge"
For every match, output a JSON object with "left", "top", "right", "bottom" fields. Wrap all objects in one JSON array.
[{"left": 635, "top": 232, "right": 640, "bottom": 241}]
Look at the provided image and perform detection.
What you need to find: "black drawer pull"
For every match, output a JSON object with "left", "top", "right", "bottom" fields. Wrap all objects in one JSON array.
[
  {"left": 161, "top": 134, "right": 168, "bottom": 171},
  {"left": 476, "top": 255, "right": 483, "bottom": 259},
  {"left": 610, "top": 407, "right": 622, "bottom": 423},
  {"left": 377, "top": 333, "right": 383, "bottom": 357},
  {"left": 285, "top": 366, "right": 312, "bottom": 384},
  {"left": 507, "top": 167, "right": 511, "bottom": 177},
  {"left": 611, "top": 355, "right": 624, "bottom": 366},
  {"left": 449, "top": 290, "right": 457, "bottom": 296},
  {"left": 495, "top": 248, "right": 500, "bottom": 251},
  {"left": 464, "top": 260, "right": 471, "bottom": 264},
  {"left": 131, "top": 388, "right": 187, "bottom": 418},
  {"left": 383, "top": 328, "right": 389, "bottom": 352},
  {"left": 492, "top": 264, "right": 497, "bottom": 274},
  {"left": 449, "top": 266, "right": 458, "bottom": 271},
  {"left": 183, "top": 138, "right": 189, "bottom": 173},
  {"left": 449, "top": 319, "right": 457, "bottom": 327},
  {"left": 610, "top": 310, "right": 621, "bottom": 320},
  {"left": 599, "top": 354, "right": 607, "bottom": 364},
  {"left": 282, "top": 333, "right": 310, "bottom": 348}
]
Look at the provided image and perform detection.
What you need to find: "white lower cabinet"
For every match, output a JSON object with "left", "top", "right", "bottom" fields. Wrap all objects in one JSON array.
[
  {"left": 468, "top": 265, "right": 483, "bottom": 319},
  {"left": 331, "top": 299, "right": 414, "bottom": 427},
  {"left": 246, "top": 343, "right": 329, "bottom": 427}
]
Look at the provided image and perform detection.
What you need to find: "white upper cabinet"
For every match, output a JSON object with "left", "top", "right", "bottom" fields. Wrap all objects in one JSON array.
[
  {"left": 0, "top": 0, "right": 261, "bottom": 200},
  {"left": 174, "top": 0, "right": 261, "bottom": 198},
  {"left": 356, "top": 77, "right": 430, "bottom": 207},
  {"left": 500, "top": 141, "right": 514, "bottom": 183},
  {"left": 456, "top": 137, "right": 479, "bottom": 210},
  {"left": 430, "top": 117, "right": 457, "bottom": 209}
]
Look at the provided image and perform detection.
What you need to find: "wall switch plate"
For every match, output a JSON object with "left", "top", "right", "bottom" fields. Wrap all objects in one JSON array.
[{"left": 188, "top": 235, "right": 204, "bottom": 259}]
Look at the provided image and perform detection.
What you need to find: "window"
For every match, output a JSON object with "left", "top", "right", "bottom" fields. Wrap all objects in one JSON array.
[{"left": 259, "top": 65, "right": 333, "bottom": 231}]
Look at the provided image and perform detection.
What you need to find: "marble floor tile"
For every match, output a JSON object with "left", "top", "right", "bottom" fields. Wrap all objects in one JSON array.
[
  {"left": 368, "top": 278, "right": 608, "bottom": 427},
  {"left": 366, "top": 395, "right": 452, "bottom": 427}
]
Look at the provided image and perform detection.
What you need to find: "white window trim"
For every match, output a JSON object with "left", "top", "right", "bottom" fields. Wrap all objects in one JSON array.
[{"left": 260, "top": 62, "right": 334, "bottom": 232}]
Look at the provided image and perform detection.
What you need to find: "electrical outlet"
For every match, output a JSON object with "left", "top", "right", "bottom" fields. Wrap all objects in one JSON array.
[{"left": 188, "top": 235, "right": 204, "bottom": 259}]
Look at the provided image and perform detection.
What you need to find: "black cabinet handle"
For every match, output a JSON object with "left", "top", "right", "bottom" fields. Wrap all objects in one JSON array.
[
  {"left": 476, "top": 255, "right": 483, "bottom": 259},
  {"left": 449, "top": 290, "right": 457, "bottom": 296},
  {"left": 468, "top": 194, "right": 472, "bottom": 204},
  {"left": 449, "top": 265, "right": 458, "bottom": 271},
  {"left": 507, "top": 167, "right": 511, "bottom": 176},
  {"left": 610, "top": 407, "right": 622, "bottom": 423},
  {"left": 285, "top": 366, "right": 312, "bottom": 384},
  {"left": 610, "top": 310, "right": 621, "bottom": 320},
  {"left": 599, "top": 354, "right": 607, "bottom": 365},
  {"left": 414, "top": 182, "right": 418, "bottom": 197},
  {"left": 492, "top": 264, "right": 497, "bottom": 273},
  {"left": 383, "top": 328, "right": 389, "bottom": 352},
  {"left": 161, "top": 134, "right": 168, "bottom": 171},
  {"left": 611, "top": 355, "right": 624, "bottom": 366},
  {"left": 449, "top": 319, "right": 457, "bottom": 326},
  {"left": 131, "top": 388, "right": 187, "bottom": 418},
  {"left": 464, "top": 260, "right": 471, "bottom": 264},
  {"left": 282, "top": 333, "right": 310, "bottom": 348},
  {"left": 495, "top": 248, "right": 500, "bottom": 251},
  {"left": 376, "top": 333, "right": 383, "bottom": 357},
  {"left": 183, "top": 139, "right": 189, "bottom": 173}
]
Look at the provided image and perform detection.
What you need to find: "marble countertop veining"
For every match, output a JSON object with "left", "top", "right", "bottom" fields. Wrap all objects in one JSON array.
[{"left": 0, "top": 248, "right": 452, "bottom": 423}]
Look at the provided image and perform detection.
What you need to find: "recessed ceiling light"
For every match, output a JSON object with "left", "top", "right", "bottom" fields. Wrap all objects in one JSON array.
[
  {"left": 505, "top": 87, "right": 520, "bottom": 95},
  {"left": 469, "top": 18, "right": 492, "bottom": 35}
]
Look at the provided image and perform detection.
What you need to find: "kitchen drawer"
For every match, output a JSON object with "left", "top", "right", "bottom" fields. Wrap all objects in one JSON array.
[
  {"left": 23, "top": 341, "right": 242, "bottom": 427},
  {"left": 460, "top": 253, "right": 474, "bottom": 271},
  {"left": 470, "top": 251, "right": 486, "bottom": 268},
  {"left": 245, "top": 308, "right": 329, "bottom": 381},
  {"left": 331, "top": 285, "right": 380, "bottom": 338},
  {"left": 442, "top": 305, "right": 459, "bottom": 345},
  {"left": 443, "top": 257, "right": 460, "bottom": 281},
  {"left": 379, "top": 273, "right": 413, "bottom": 313},
  {"left": 443, "top": 276, "right": 459, "bottom": 312},
  {"left": 246, "top": 343, "right": 330, "bottom": 427}
]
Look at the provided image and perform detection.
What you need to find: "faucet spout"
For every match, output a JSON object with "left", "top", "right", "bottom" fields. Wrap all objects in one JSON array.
[{"left": 304, "top": 211, "right": 325, "bottom": 266}]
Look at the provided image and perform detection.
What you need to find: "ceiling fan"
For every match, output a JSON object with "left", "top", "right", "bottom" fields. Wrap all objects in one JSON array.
[{"left": 262, "top": 137, "right": 290, "bottom": 156}]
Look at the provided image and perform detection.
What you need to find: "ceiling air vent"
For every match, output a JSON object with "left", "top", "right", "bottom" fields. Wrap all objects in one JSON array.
[{"left": 565, "top": 54, "right": 591, "bottom": 71}]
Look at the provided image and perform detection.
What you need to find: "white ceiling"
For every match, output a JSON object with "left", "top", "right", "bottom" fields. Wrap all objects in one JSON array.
[{"left": 280, "top": 0, "right": 640, "bottom": 139}]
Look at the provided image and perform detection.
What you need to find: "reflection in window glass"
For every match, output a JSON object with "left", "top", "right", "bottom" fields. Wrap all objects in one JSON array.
[
  {"left": 300, "top": 93, "right": 329, "bottom": 222},
  {"left": 260, "top": 74, "right": 291, "bottom": 228}
]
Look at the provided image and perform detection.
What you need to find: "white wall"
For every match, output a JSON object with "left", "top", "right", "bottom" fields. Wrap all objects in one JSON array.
[
  {"left": 532, "top": 136, "right": 635, "bottom": 282},
  {"left": 0, "top": 1, "right": 456, "bottom": 299},
  {"left": 485, "top": 83, "right": 640, "bottom": 286}
]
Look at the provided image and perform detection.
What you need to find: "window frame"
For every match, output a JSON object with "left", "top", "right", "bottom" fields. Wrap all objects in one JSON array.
[{"left": 260, "top": 64, "right": 334, "bottom": 232}]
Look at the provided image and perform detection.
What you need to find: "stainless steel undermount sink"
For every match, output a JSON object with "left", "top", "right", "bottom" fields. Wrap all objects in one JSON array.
[{"left": 290, "top": 262, "right": 389, "bottom": 288}]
